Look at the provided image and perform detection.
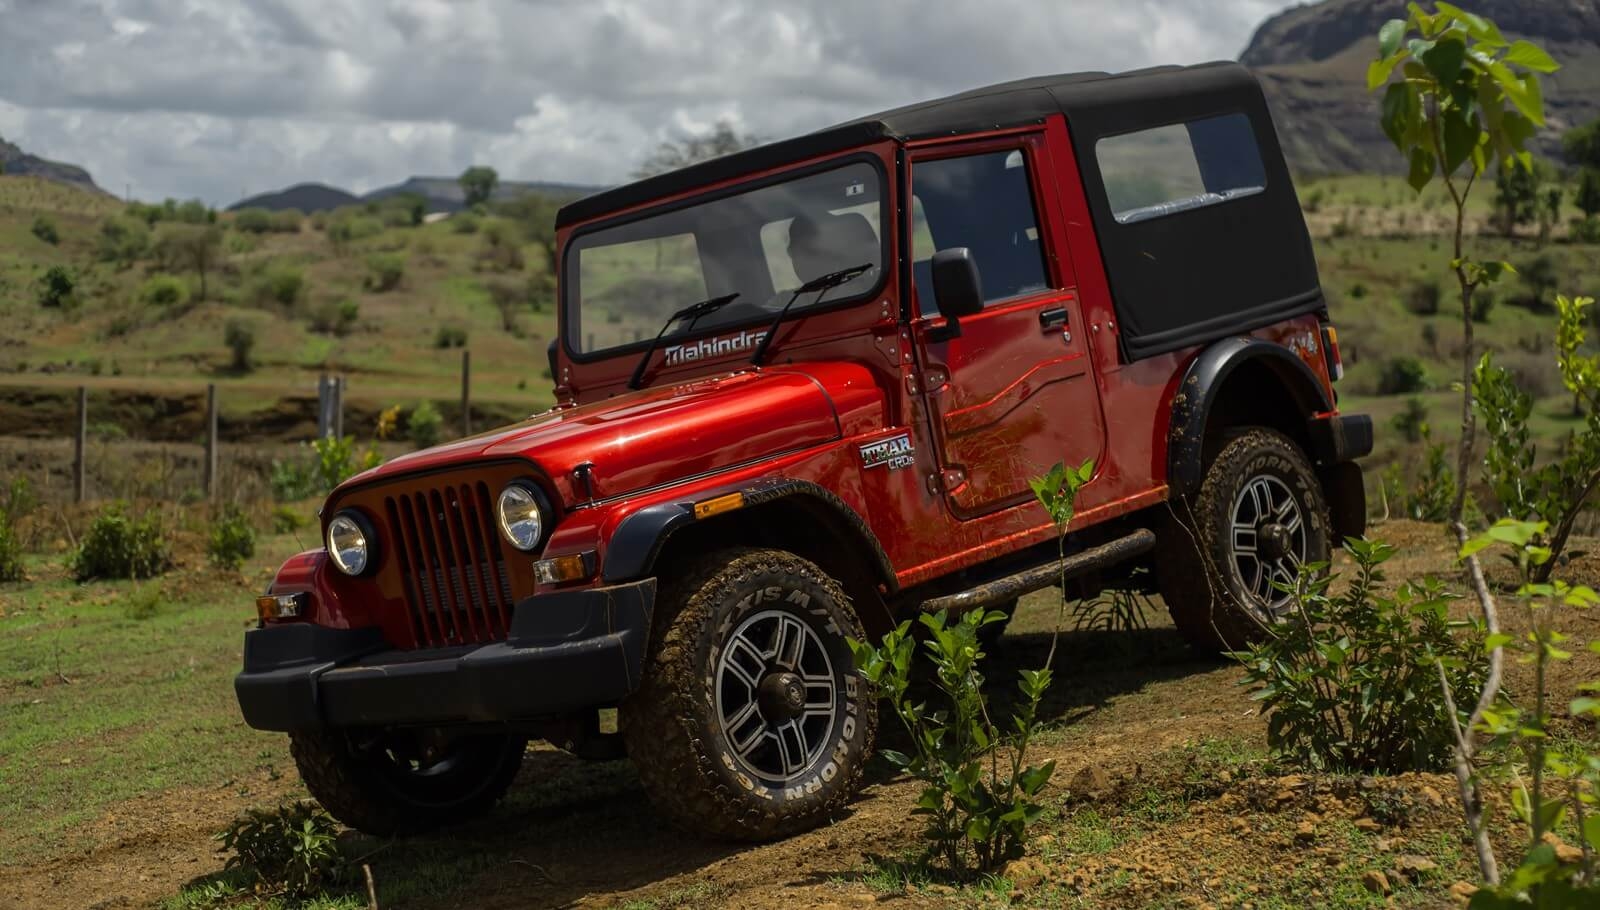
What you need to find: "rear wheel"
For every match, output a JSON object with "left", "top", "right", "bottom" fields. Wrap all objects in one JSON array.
[
  {"left": 290, "top": 728, "right": 525, "bottom": 836},
  {"left": 623, "top": 548, "right": 877, "bottom": 841},
  {"left": 1159, "top": 428, "right": 1331, "bottom": 651}
]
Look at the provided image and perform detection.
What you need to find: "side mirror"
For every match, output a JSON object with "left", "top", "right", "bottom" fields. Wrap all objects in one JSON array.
[{"left": 931, "top": 248, "right": 984, "bottom": 327}]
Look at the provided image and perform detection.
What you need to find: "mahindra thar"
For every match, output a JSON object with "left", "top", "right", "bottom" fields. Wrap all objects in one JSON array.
[{"left": 235, "top": 61, "right": 1372, "bottom": 841}]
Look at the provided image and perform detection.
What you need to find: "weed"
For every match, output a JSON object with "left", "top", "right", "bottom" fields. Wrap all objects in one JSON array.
[
  {"left": 218, "top": 802, "right": 346, "bottom": 900},
  {"left": 207, "top": 505, "right": 257, "bottom": 571},
  {"left": 123, "top": 582, "right": 162, "bottom": 620}
]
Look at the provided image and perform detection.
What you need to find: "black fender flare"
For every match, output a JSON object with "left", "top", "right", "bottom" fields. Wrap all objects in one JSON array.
[
  {"left": 1167, "top": 336, "right": 1333, "bottom": 499},
  {"left": 601, "top": 479, "right": 898, "bottom": 594}
]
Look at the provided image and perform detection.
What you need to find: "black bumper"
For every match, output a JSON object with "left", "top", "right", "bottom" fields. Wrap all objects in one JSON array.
[
  {"left": 235, "top": 578, "right": 655, "bottom": 732},
  {"left": 1308, "top": 413, "right": 1373, "bottom": 466},
  {"left": 1307, "top": 413, "right": 1373, "bottom": 541}
]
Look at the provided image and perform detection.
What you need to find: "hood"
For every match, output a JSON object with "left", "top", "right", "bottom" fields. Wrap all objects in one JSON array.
[{"left": 350, "top": 369, "right": 842, "bottom": 503}]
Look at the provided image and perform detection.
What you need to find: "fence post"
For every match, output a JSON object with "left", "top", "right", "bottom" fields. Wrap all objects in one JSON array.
[
  {"left": 317, "top": 373, "right": 330, "bottom": 438},
  {"left": 203, "top": 384, "right": 219, "bottom": 498},
  {"left": 334, "top": 375, "right": 346, "bottom": 439},
  {"left": 74, "top": 386, "right": 87, "bottom": 503},
  {"left": 460, "top": 350, "right": 472, "bottom": 438}
]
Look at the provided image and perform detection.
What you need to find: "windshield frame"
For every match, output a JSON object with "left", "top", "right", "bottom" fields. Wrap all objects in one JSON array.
[{"left": 559, "top": 151, "right": 892, "bottom": 365}]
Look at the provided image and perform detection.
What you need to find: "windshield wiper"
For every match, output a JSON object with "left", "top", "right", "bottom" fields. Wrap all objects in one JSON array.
[
  {"left": 750, "top": 263, "right": 873, "bottom": 367},
  {"left": 628, "top": 292, "right": 741, "bottom": 390}
]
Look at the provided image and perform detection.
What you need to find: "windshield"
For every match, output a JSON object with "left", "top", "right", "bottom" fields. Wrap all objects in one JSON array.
[{"left": 564, "top": 160, "right": 885, "bottom": 357}]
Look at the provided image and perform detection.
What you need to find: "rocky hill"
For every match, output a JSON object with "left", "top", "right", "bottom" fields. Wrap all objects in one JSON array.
[
  {"left": 227, "top": 176, "right": 603, "bottom": 214},
  {"left": 1243, "top": 0, "right": 1600, "bottom": 174},
  {"left": 0, "top": 136, "right": 105, "bottom": 195},
  {"left": 227, "top": 182, "right": 359, "bottom": 212}
]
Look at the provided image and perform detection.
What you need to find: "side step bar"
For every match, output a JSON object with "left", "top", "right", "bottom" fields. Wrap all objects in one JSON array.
[{"left": 920, "top": 528, "right": 1158, "bottom": 614}]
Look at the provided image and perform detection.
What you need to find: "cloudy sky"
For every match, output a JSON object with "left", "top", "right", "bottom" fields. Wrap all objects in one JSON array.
[{"left": 0, "top": 0, "right": 1300, "bottom": 206}]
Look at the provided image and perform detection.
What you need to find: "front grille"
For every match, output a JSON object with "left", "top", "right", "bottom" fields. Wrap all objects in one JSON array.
[{"left": 383, "top": 481, "right": 515, "bottom": 648}]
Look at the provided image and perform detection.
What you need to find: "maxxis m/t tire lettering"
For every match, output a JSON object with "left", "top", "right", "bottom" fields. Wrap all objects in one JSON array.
[{"left": 622, "top": 547, "right": 878, "bottom": 841}]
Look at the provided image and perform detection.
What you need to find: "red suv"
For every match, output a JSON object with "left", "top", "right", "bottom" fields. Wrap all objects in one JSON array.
[{"left": 236, "top": 61, "right": 1370, "bottom": 841}]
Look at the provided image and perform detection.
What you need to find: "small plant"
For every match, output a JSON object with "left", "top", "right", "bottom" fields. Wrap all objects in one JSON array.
[
  {"left": 218, "top": 802, "right": 345, "bottom": 900},
  {"left": 123, "top": 582, "right": 162, "bottom": 620},
  {"left": 269, "top": 458, "right": 319, "bottom": 502},
  {"left": 1392, "top": 395, "right": 1429, "bottom": 443},
  {"left": 1472, "top": 289, "right": 1496, "bottom": 323},
  {"left": 138, "top": 274, "right": 189, "bottom": 309},
  {"left": 363, "top": 252, "right": 405, "bottom": 292},
  {"left": 1404, "top": 277, "right": 1441, "bottom": 315},
  {"left": 408, "top": 400, "right": 443, "bottom": 450},
  {"left": 36, "top": 266, "right": 76, "bottom": 309},
  {"left": 0, "top": 514, "right": 22, "bottom": 584},
  {"left": 224, "top": 320, "right": 256, "bottom": 372},
  {"left": 1377, "top": 356, "right": 1429, "bottom": 395},
  {"left": 30, "top": 215, "right": 59, "bottom": 245},
  {"left": 434, "top": 324, "right": 468, "bottom": 349},
  {"left": 71, "top": 504, "right": 172, "bottom": 581},
  {"left": 247, "top": 263, "right": 305, "bottom": 309},
  {"left": 270, "top": 505, "right": 305, "bottom": 534},
  {"left": 307, "top": 298, "right": 359, "bottom": 336},
  {"left": 310, "top": 436, "right": 382, "bottom": 492},
  {"left": 1236, "top": 538, "right": 1486, "bottom": 773},
  {"left": 208, "top": 505, "right": 257, "bottom": 571}
]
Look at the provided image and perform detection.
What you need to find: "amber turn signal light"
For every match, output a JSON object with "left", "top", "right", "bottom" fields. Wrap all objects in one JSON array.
[
  {"left": 533, "top": 550, "right": 597, "bottom": 585},
  {"left": 694, "top": 492, "right": 744, "bottom": 519},
  {"left": 256, "top": 592, "right": 308, "bottom": 621}
]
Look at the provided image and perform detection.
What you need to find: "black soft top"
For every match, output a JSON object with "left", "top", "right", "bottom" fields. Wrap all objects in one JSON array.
[{"left": 559, "top": 62, "right": 1323, "bottom": 361}]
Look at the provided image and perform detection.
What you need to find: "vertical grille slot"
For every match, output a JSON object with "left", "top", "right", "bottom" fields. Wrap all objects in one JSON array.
[{"left": 382, "top": 481, "right": 515, "bottom": 649}]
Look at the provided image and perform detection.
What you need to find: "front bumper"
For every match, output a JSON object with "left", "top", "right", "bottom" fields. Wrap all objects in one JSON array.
[{"left": 235, "top": 578, "right": 655, "bottom": 732}]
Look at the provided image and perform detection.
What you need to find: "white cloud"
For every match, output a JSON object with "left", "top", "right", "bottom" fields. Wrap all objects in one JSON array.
[{"left": 0, "top": 0, "right": 1303, "bottom": 205}]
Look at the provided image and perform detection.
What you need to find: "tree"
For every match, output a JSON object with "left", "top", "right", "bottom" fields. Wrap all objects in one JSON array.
[
  {"left": 1562, "top": 117, "right": 1600, "bottom": 169},
  {"left": 1537, "top": 185, "right": 1562, "bottom": 246},
  {"left": 1492, "top": 158, "right": 1541, "bottom": 237},
  {"left": 458, "top": 166, "right": 498, "bottom": 208},
  {"left": 224, "top": 320, "right": 255, "bottom": 372},
  {"left": 633, "top": 118, "right": 759, "bottom": 178},
  {"left": 1576, "top": 168, "right": 1600, "bottom": 219},
  {"left": 155, "top": 224, "right": 223, "bottom": 300}
]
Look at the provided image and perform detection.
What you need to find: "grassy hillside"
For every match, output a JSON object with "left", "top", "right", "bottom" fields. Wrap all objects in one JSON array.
[{"left": 0, "top": 175, "right": 561, "bottom": 436}]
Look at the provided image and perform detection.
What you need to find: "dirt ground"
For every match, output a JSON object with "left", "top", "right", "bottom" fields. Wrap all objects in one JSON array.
[{"left": 3, "top": 520, "right": 1598, "bottom": 910}]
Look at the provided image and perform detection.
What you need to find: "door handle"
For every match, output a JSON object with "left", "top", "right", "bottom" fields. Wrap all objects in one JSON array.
[{"left": 1039, "top": 307, "right": 1069, "bottom": 329}]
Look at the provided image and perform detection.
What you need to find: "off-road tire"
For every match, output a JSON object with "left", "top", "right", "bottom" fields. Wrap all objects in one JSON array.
[
  {"left": 289, "top": 729, "right": 526, "bottom": 836},
  {"left": 623, "top": 548, "right": 878, "bottom": 841},
  {"left": 1159, "top": 427, "right": 1331, "bottom": 652}
]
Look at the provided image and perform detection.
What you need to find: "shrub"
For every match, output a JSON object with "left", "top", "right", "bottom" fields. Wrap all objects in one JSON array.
[
  {"left": 96, "top": 215, "right": 150, "bottom": 265},
  {"left": 311, "top": 435, "right": 382, "bottom": 492},
  {"left": 271, "top": 210, "right": 302, "bottom": 233},
  {"left": 208, "top": 506, "right": 257, "bottom": 570},
  {"left": 326, "top": 214, "right": 383, "bottom": 252},
  {"left": 122, "top": 583, "right": 161, "bottom": 620},
  {"left": 36, "top": 266, "right": 76, "bottom": 309},
  {"left": 71, "top": 505, "right": 172, "bottom": 581},
  {"left": 1377, "top": 356, "right": 1428, "bottom": 395},
  {"left": 270, "top": 505, "right": 306, "bottom": 534},
  {"left": 1391, "top": 395, "right": 1429, "bottom": 443},
  {"left": 30, "top": 215, "right": 59, "bottom": 245},
  {"left": 307, "top": 298, "right": 359, "bottom": 336},
  {"left": 137, "top": 274, "right": 189, "bottom": 309},
  {"left": 1347, "top": 282, "right": 1368, "bottom": 299},
  {"left": 363, "top": 252, "right": 405, "bottom": 292},
  {"left": 451, "top": 213, "right": 480, "bottom": 234},
  {"left": 218, "top": 802, "right": 345, "bottom": 900},
  {"left": 1237, "top": 539, "right": 1485, "bottom": 773},
  {"left": 247, "top": 263, "right": 305, "bottom": 309},
  {"left": 0, "top": 490, "right": 22, "bottom": 582},
  {"left": 269, "top": 458, "right": 318, "bottom": 502},
  {"left": 1471, "top": 289, "right": 1495, "bottom": 323},
  {"left": 408, "top": 400, "right": 443, "bottom": 449},
  {"left": 233, "top": 207, "right": 275, "bottom": 233},
  {"left": 433, "top": 324, "right": 468, "bottom": 349},
  {"left": 224, "top": 320, "right": 256, "bottom": 372},
  {"left": 1570, "top": 215, "right": 1600, "bottom": 244},
  {"left": 1403, "top": 278, "right": 1441, "bottom": 315}
]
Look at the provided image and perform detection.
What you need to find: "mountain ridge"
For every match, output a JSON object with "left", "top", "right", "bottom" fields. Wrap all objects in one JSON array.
[{"left": 0, "top": 136, "right": 106, "bottom": 195}]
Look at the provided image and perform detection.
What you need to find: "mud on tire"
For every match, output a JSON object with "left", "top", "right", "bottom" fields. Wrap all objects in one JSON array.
[
  {"left": 289, "top": 729, "right": 526, "bottom": 836},
  {"left": 622, "top": 547, "right": 878, "bottom": 841},
  {"left": 1158, "top": 427, "right": 1331, "bottom": 652}
]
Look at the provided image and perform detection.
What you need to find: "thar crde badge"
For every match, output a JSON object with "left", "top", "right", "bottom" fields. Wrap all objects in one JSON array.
[{"left": 860, "top": 433, "right": 914, "bottom": 471}]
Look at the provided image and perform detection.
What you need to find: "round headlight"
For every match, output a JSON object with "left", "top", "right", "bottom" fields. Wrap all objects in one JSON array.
[
  {"left": 497, "top": 484, "right": 546, "bottom": 551},
  {"left": 326, "top": 512, "right": 372, "bottom": 576}
]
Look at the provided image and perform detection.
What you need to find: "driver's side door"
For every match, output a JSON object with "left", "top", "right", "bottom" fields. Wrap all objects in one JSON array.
[{"left": 908, "top": 136, "right": 1106, "bottom": 517}]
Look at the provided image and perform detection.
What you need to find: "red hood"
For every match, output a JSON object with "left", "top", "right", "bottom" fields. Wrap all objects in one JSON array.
[{"left": 347, "top": 369, "right": 842, "bottom": 504}]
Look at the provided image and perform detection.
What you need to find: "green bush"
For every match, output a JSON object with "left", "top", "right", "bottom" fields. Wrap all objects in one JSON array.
[
  {"left": 36, "top": 266, "right": 76, "bottom": 309},
  {"left": 363, "top": 252, "right": 405, "bottom": 292},
  {"left": 1391, "top": 396, "right": 1429, "bottom": 443},
  {"left": 307, "top": 298, "right": 359, "bottom": 336},
  {"left": 271, "top": 210, "right": 302, "bottom": 233},
  {"left": 1571, "top": 215, "right": 1600, "bottom": 244},
  {"left": 408, "top": 400, "right": 443, "bottom": 449},
  {"left": 1403, "top": 278, "right": 1441, "bottom": 315},
  {"left": 1377, "top": 356, "right": 1428, "bottom": 395},
  {"left": 30, "top": 215, "right": 59, "bottom": 245},
  {"left": 310, "top": 436, "right": 382, "bottom": 492},
  {"left": 71, "top": 505, "right": 172, "bottom": 581},
  {"left": 269, "top": 458, "right": 318, "bottom": 502},
  {"left": 326, "top": 213, "right": 383, "bottom": 252},
  {"left": 96, "top": 215, "right": 150, "bottom": 265},
  {"left": 137, "top": 274, "right": 189, "bottom": 309},
  {"left": 433, "top": 324, "right": 468, "bottom": 349},
  {"left": 218, "top": 802, "right": 345, "bottom": 900},
  {"left": 247, "top": 263, "right": 305, "bottom": 309},
  {"left": 451, "top": 213, "right": 480, "bottom": 234},
  {"left": 270, "top": 505, "right": 306, "bottom": 534},
  {"left": 1471, "top": 289, "right": 1495, "bottom": 323},
  {"left": 1237, "top": 538, "right": 1486, "bottom": 773},
  {"left": 233, "top": 208, "right": 276, "bottom": 233},
  {"left": 207, "top": 506, "right": 257, "bottom": 570},
  {"left": 224, "top": 320, "right": 256, "bottom": 372},
  {"left": 0, "top": 477, "right": 33, "bottom": 582}
]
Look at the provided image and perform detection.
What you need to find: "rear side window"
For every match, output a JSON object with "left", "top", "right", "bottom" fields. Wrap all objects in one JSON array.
[
  {"left": 1096, "top": 113, "right": 1265, "bottom": 224},
  {"left": 911, "top": 150, "right": 1048, "bottom": 315}
]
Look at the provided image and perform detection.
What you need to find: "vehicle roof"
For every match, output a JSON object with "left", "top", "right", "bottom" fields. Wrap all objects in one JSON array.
[{"left": 555, "top": 61, "right": 1253, "bottom": 229}]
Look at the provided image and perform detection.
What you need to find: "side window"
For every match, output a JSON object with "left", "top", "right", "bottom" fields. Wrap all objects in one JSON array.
[
  {"left": 911, "top": 150, "right": 1049, "bottom": 316},
  {"left": 1096, "top": 112, "right": 1265, "bottom": 224}
]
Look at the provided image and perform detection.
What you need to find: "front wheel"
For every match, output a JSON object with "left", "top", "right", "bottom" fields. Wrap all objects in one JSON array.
[
  {"left": 623, "top": 548, "right": 877, "bottom": 841},
  {"left": 1159, "top": 427, "right": 1331, "bottom": 652},
  {"left": 290, "top": 728, "right": 526, "bottom": 836}
]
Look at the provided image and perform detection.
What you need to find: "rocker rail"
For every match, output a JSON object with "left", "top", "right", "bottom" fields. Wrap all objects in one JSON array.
[{"left": 919, "top": 528, "right": 1158, "bottom": 614}]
